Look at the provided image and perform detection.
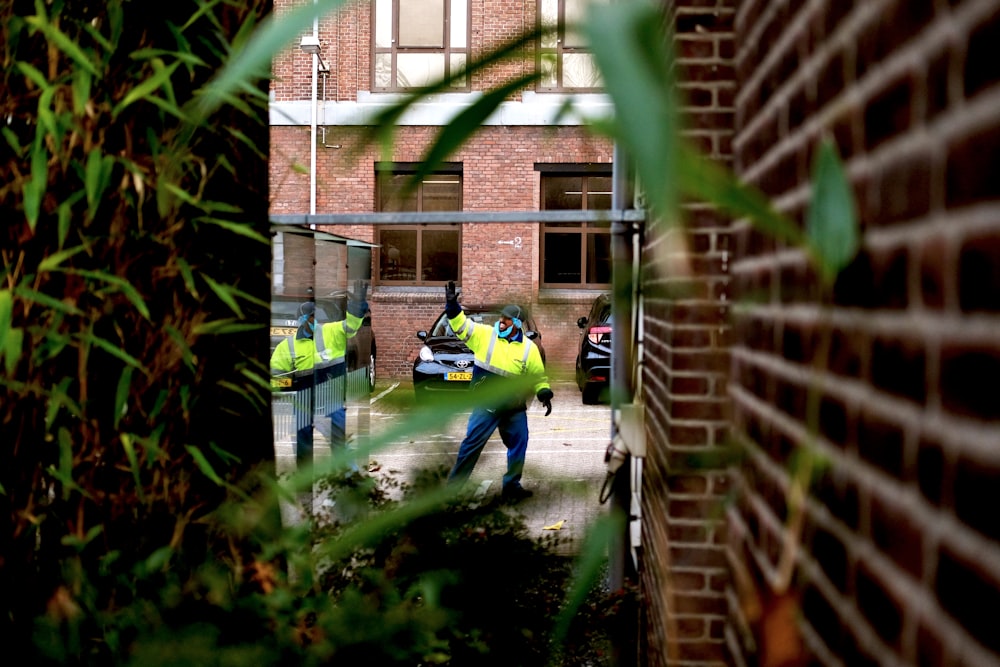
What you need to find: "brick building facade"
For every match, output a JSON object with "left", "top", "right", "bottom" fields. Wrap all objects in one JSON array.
[
  {"left": 270, "top": 0, "right": 615, "bottom": 381},
  {"left": 269, "top": 0, "right": 1000, "bottom": 665}
]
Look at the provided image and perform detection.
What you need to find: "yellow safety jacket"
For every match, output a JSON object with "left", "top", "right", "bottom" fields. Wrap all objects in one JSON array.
[
  {"left": 448, "top": 311, "right": 550, "bottom": 407},
  {"left": 270, "top": 313, "right": 362, "bottom": 381}
]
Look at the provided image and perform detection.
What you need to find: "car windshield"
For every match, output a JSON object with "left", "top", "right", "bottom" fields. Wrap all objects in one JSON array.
[{"left": 430, "top": 310, "right": 502, "bottom": 337}]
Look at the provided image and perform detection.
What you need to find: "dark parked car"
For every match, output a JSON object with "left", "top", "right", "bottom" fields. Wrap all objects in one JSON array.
[
  {"left": 575, "top": 293, "right": 611, "bottom": 404},
  {"left": 270, "top": 291, "right": 377, "bottom": 393},
  {"left": 412, "top": 305, "right": 544, "bottom": 404}
]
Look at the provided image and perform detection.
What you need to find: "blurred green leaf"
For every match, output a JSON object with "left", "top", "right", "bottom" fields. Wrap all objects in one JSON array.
[
  {"left": 191, "top": 319, "right": 261, "bottom": 336},
  {"left": 186, "top": 445, "right": 225, "bottom": 486},
  {"left": 195, "top": 217, "right": 270, "bottom": 245},
  {"left": 586, "top": 0, "right": 679, "bottom": 223},
  {"left": 807, "top": 139, "right": 859, "bottom": 284},
  {"left": 120, "top": 433, "right": 146, "bottom": 503},
  {"left": 194, "top": 0, "right": 349, "bottom": 119},
  {"left": 114, "top": 367, "right": 133, "bottom": 429},
  {"left": 85, "top": 150, "right": 115, "bottom": 220},
  {"left": 112, "top": 58, "right": 182, "bottom": 119},
  {"left": 78, "top": 331, "right": 146, "bottom": 372},
  {"left": 58, "top": 427, "right": 74, "bottom": 501},
  {"left": 24, "top": 135, "right": 47, "bottom": 231},
  {"left": 202, "top": 274, "right": 245, "bottom": 318},
  {"left": 37, "top": 244, "right": 88, "bottom": 273},
  {"left": 14, "top": 287, "right": 83, "bottom": 316},
  {"left": 25, "top": 13, "right": 100, "bottom": 76},
  {"left": 414, "top": 72, "right": 538, "bottom": 185},
  {"left": 679, "top": 143, "right": 805, "bottom": 247},
  {"left": 69, "top": 269, "right": 151, "bottom": 320},
  {"left": 552, "top": 513, "right": 623, "bottom": 645}
]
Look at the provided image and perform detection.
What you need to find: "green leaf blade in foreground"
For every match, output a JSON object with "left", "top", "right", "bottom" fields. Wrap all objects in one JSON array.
[
  {"left": 807, "top": 139, "right": 860, "bottom": 285},
  {"left": 585, "top": 0, "right": 679, "bottom": 223},
  {"left": 415, "top": 72, "right": 539, "bottom": 185}
]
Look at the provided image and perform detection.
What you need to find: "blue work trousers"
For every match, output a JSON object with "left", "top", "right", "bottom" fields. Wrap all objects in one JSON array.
[{"left": 448, "top": 407, "right": 529, "bottom": 492}]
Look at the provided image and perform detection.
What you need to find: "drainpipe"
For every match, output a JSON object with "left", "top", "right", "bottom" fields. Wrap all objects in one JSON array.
[
  {"left": 299, "top": 7, "right": 321, "bottom": 216},
  {"left": 608, "top": 143, "right": 641, "bottom": 667}
]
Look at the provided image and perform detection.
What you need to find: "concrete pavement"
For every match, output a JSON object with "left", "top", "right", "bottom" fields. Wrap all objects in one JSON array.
[{"left": 274, "top": 379, "right": 616, "bottom": 556}]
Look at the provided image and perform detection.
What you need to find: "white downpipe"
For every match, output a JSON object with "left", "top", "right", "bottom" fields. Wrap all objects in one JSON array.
[{"left": 309, "top": 8, "right": 319, "bottom": 216}]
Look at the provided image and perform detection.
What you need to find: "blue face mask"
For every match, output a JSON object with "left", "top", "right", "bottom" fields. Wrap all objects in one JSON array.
[
  {"left": 494, "top": 317, "right": 521, "bottom": 339},
  {"left": 308, "top": 320, "right": 316, "bottom": 333}
]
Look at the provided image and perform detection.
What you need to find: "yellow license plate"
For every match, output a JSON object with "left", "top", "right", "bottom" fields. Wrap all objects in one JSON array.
[
  {"left": 271, "top": 377, "right": 292, "bottom": 388},
  {"left": 446, "top": 372, "right": 472, "bottom": 381},
  {"left": 271, "top": 326, "right": 297, "bottom": 336}
]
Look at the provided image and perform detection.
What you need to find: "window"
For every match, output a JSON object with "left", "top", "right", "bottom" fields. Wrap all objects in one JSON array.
[
  {"left": 373, "top": 0, "right": 470, "bottom": 90},
  {"left": 376, "top": 164, "right": 462, "bottom": 285},
  {"left": 539, "top": 169, "right": 612, "bottom": 287},
  {"left": 538, "top": 0, "right": 604, "bottom": 91}
]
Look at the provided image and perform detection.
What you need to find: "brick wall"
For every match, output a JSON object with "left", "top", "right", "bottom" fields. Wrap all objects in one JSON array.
[
  {"left": 271, "top": 123, "right": 612, "bottom": 378},
  {"left": 725, "top": 1, "right": 1000, "bottom": 665},
  {"left": 639, "top": 2, "right": 736, "bottom": 665}
]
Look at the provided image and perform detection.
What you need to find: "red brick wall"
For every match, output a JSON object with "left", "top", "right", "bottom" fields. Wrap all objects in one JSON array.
[
  {"left": 639, "top": 2, "right": 736, "bottom": 665},
  {"left": 270, "top": 123, "right": 612, "bottom": 379},
  {"left": 726, "top": 1, "right": 1000, "bottom": 665}
]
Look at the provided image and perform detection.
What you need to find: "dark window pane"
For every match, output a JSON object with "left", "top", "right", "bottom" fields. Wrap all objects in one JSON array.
[
  {"left": 544, "top": 232, "right": 581, "bottom": 283},
  {"left": 543, "top": 176, "right": 583, "bottom": 209},
  {"left": 379, "top": 174, "right": 418, "bottom": 211},
  {"left": 422, "top": 229, "right": 460, "bottom": 281},
  {"left": 422, "top": 176, "right": 461, "bottom": 211},
  {"left": 587, "top": 231, "right": 612, "bottom": 283},
  {"left": 379, "top": 229, "right": 418, "bottom": 280}
]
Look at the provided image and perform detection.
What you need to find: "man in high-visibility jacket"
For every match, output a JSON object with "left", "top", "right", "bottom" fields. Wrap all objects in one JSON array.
[
  {"left": 443, "top": 281, "right": 553, "bottom": 502},
  {"left": 270, "top": 280, "right": 367, "bottom": 466}
]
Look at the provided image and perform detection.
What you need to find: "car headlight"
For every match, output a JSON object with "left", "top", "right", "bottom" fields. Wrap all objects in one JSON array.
[{"left": 418, "top": 346, "right": 435, "bottom": 362}]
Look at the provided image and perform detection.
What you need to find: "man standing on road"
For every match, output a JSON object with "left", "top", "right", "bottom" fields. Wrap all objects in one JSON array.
[
  {"left": 443, "top": 281, "right": 553, "bottom": 502},
  {"left": 270, "top": 280, "right": 368, "bottom": 467}
]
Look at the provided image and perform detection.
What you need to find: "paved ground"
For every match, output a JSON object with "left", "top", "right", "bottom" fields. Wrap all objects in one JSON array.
[{"left": 274, "top": 379, "right": 614, "bottom": 556}]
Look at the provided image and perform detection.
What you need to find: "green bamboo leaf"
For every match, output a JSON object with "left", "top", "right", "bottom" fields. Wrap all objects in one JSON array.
[
  {"left": 85, "top": 150, "right": 115, "bottom": 219},
  {"left": 78, "top": 331, "right": 146, "bottom": 372},
  {"left": 112, "top": 59, "right": 182, "bottom": 119},
  {"left": 176, "top": 258, "right": 200, "bottom": 299},
  {"left": 37, "top": 244, "right": 88, "bottom": 273},
  {"left": 71, "top": 67, "right": 93, "bottom": 115},
  {"left": 14, "top": 287, "right": 83, "bottom": 316},
  {"left": 678, "top": 143, "right": 805, "bottom": 247},
  {"left": 191, "top": 320, "right": 262, "bottom": 336},
  {"left": 586, "top": 0, "right": 679, "bottom": 223},
  {"left": 194, "top": 0, "right": 350, "bottom": 119},
  {"left": 45, "top": 378, "right": 82, "bottom": 429},
  {"left": 314, "top": 484, "right": 460, "bottom": 564},
  {"left": 25, "top": 15, "right": 100, "bottom": 76},
  {"left": 2, "top": 325, "right": 22, "bottom": 377},
  {"left": 60, "top": 525, "right": 104, "bottom": 550},
  {"left": 68, "top": 269, "right": 151, "bottom": 320},
  {"left": 0, "top": 291, "right": 11, "bottom": 349},
  {"left": 114, "top": 367, "right": 132, "bottom": 429},
  {"left": 135, "top": 546, "right": 173, "bottom": 576},
  {"left": 202, "top": 274, "right": 245, "bottom": 318},
  {"left": 15, "top": 62, "right": 51, "bottom": 91},
  {"left": 120, "top": 433, "right": 146, "bottom": 503},
  {"left": 185, "top": 445, "right": 225, "bottom": 486},
  {"left": 807, "top": 139, "right": 860, "bottom": 284},
  {"left": 164, "top": 325, "right": 197, "bottom": 370},
  {"left": 415, "top": 73, "right": 539, "bottom": 184},
  {"left": 24, "top": 136, "right": 48, "bottom": 231},
  {"left": 196, "top": 218, "right": 271, "bottom": 246},
  {"left": 56, "top": 191, "right": 85, "bottom": 249},
  {"left": 552, "top": 513, "right": 624, "bottom": 645}
]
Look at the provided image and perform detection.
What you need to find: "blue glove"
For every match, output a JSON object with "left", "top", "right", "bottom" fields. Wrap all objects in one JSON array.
[
  {"left": 537, "top": 388, "right": 553, "bottom": 416},
  {"left": 348, "top": 279, "right": 368, "bottom": 317},
  {"left": 445, "top": 281, "right": 461, "bottom": 318}
]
